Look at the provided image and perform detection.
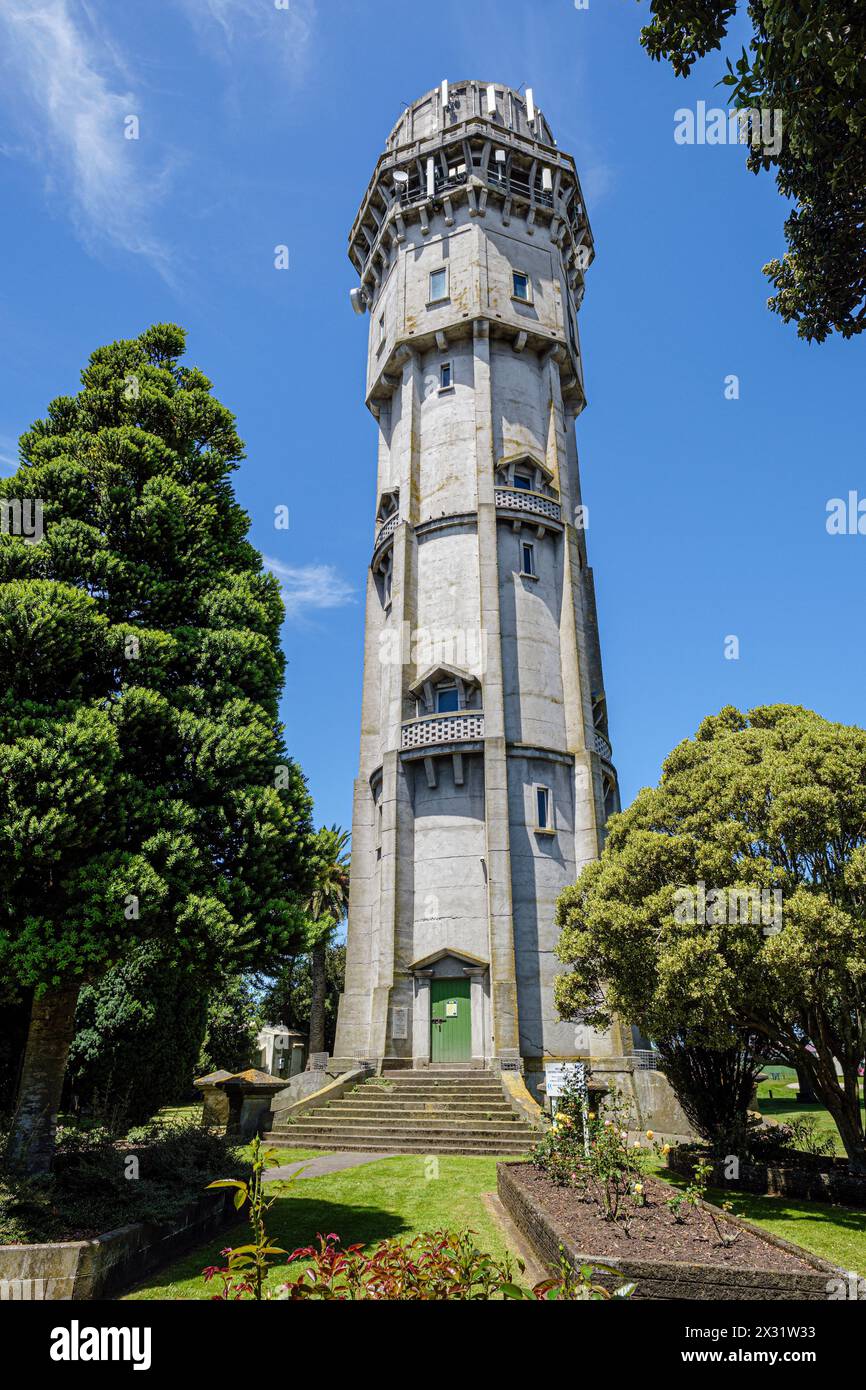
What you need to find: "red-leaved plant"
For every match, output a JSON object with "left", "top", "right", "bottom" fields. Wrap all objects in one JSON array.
[{"left": 275, "top": 1230, "right": 634, "bottom": 1301}]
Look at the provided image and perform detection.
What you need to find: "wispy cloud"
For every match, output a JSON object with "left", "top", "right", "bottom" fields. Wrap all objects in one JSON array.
[
  {"left": 0, "top": 436, "right": 20, "bottom": 473},
  {"left": 265, "top": 556, "right": 355, "bottom": 621},
  {"left": 0, "top": 0, "right": 172, "bottom": 272},
  {"left": 175, "top": 0, "right": 317, "bottom": 78}
]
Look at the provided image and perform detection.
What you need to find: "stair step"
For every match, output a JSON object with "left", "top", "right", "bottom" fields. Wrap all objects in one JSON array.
[
  {"left": 282, "top": 1113, "right": 525, "bottom": 1127},
  {"left": 264, "top": 1137, "right": 531, "bottom": 1155},
  {"left": 378, "top": 1077, "right": 503, "bottom": 1086},
  {"left": 276, "top": 1123, "right": 536, "bottom": 1134},
  {"left": 353, "top": 1087, "right": 506, "bottom": 1099},
  {"left": 265, "top": 1068, "right": 540, "bottom": 1158},
  {"left": 316, "top": 1106, "right": 522, "bottom": 1117}
]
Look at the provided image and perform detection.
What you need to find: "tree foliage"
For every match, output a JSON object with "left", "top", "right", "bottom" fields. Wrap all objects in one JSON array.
[
  {"left": 0, "top": 324, "right": 314, "bottom": 1170},
  {"left": 655, "top": 1036, "right": 763, "bottom": 1154},
  {"left": 197, "top": 975, "right": 262, "bottom": 1077},
  {"left": 639, "top": 1, "right": 866, "bottom": 340},
  {"left": 65, "top": 944, "right": 208, "bottom": 1128},
  {"left": 261, "top": 942, "right": 346, "bottom": 1055},
  {"left": 555, "top": 705, "right": 866, "bottom": 1167},
  {"left": 304, "top": 826, "right": 350, "bottom": 1055}
]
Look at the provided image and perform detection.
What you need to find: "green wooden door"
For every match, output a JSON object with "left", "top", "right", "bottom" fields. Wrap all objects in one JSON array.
[{"left": 430, "top": 977, "right": 472, "bottom": 1063}]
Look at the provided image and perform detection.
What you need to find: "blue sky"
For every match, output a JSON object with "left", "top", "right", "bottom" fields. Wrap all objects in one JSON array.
[{"left": 0, "top": 0, "right": 863, "bottom": 836}]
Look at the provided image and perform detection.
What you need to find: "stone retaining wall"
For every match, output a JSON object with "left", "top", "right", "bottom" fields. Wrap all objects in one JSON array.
[
  {"left": 0, "top": 1191, "right": 235, "bottom": 1300},
  {"left": 668, "top": 1145, "right": 866, "bottom": 1207},
  {"left": 497, "top": 1161, "right": 844, "bottom": 1301}
]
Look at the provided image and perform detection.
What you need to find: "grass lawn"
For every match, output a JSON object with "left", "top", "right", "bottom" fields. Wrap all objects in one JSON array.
[
  {"left": 754, "top": 1074, "right": 865, "bottom": 1157},
  {"left": 152, "top": 1103, "right": 204, "bottom": 1127},
  {"left": 123, "top": 1152, "right": 525, "bottom": 1300}
]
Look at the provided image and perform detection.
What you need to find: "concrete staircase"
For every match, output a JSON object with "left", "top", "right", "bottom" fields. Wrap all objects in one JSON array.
[{"left": 264, "top": 1067, "right": 538, "bottom": 1156}]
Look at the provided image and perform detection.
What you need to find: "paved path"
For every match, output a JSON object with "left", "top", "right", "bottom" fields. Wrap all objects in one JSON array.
[{"left": 265, "top": 1152, "right": 398, "bottom": 1181}]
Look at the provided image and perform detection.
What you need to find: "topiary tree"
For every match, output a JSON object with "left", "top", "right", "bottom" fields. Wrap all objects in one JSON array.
[
  {"left": 555, "top": 705, "right": 866, "bottom": 1170},
  {"left": 0, "top": 325, "right": 314, "bottom": 1173}
]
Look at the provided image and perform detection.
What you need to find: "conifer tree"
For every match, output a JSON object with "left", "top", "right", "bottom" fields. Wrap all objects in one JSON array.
[{"left": 0, "top": 325, "right": 313, "bottom": 1172}]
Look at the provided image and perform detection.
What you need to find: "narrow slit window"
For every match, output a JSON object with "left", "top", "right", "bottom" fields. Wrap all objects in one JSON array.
[
  {"left": 439, "top": 361, "right": 453, "bottom": 391},
  {"left": 521, "top": 541, "right": 536, "bottom": 576},
  {"left": 536, "top": 785, "right": 551, "bottom": 830},
  {"left": 378, "top": 313, "right": 386, "bottom": 345}
]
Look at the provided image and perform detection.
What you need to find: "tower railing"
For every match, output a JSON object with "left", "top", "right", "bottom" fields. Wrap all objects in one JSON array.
[
  {"left": 593, "top": 730, "right": 613, "bottom": 762},
  {"left": 632, "top": 1049, "right": 661, "bottom": 1072},
  {"left": 494, "top": 487, "right": 562, "bottom": 522},
  {"left": 401, "top": 712, "right": 485, "bottom": 750},
  {"left": 373, "top": 512, "right": 400, "bottom": 553}
]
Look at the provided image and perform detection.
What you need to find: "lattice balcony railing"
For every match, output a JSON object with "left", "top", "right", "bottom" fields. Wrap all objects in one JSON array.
[
  {"left": 594, "top": 730, "right": 612, "bottom": 762},
  {"left": 401, "top": 712, "right": 485, "bottom": 750},
  {"left": 494, "top": 488, "right": 561, "bottom": 522},
  {"left": 373, "top": 512, "right": 399, "bottom": 552}
]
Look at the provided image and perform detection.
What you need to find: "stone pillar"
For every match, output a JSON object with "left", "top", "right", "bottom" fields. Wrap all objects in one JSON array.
[
  {"left": 464, "top": 966, "right": 488, "bottom": 1066},
  {"left": 412, "top": 971, "right": 433, "bottom": 1066},
  {"left": 473, "top": 318, "right": 520, "bottom": 1057}
]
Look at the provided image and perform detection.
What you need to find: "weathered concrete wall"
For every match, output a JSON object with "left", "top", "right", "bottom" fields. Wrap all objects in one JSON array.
[
  {"left": 0, "top": 1193, "right": 234, "bottom": 1301},
  {"left": 632, "top": 1067, "right": 696, "bottom": 1139},
  {"left": 335, "top": 81, "right": 630, "bottom": 1080}
]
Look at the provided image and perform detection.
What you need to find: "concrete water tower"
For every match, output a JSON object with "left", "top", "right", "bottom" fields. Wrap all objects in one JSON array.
[{"left": 333, "top": 80, "right": 633, "bottom": 1100}]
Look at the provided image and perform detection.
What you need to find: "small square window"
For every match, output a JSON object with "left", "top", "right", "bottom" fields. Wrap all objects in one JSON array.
[
  {"left": 513, "top": 472, "right": 532, "bottom": 491},
  {"left": 536, "top": 785, "right": 552, "bottom": 831},
  {"left": 439, "top": 361, "right": 453, "bottom": 391},
  {"left": 521, "top": 541, "right": 536, "bottom": 576},
  {"left": 436, "top": 684, "right": 459, "bottom": 713},
  {"left": 429, "top": 268, "right": 448, "bottom": 302},
  {"left": 512, "top": 270, "right": 531, "bottom": 302}
]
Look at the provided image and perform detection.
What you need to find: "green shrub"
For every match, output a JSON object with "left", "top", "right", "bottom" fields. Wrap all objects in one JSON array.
[
  {"left": 65, "top": 943, "right": 209, "bottom": 1128},
  {"left": 0, "top": 1123, "right": 243, "bottom": 1245}
]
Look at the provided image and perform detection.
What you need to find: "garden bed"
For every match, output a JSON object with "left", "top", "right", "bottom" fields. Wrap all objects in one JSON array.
[
  {"left": 0, "top": 1122, "right": 244, "bottom": 1245},
  {"left": 0, "top": 1190, "right": 237, "bottom": 1300},
  {"left": 669, "top": 1143, "right": 866, "bottom": 1207},
  {"left": 498, "top": 1162, "right": 846, "bottom": 1300}
]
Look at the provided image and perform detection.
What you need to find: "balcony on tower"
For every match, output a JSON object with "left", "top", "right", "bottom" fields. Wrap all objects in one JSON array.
[
  {"left": 400, "top": 664, "right": 484, "bottom": 785},
  {"left": 494, "top": 453, "right": 563, "bottom": 534}
]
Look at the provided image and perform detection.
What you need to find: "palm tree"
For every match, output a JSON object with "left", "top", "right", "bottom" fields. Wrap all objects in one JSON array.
[{"left": 306, "top": 826, "right": 350, "bottom": 1057}]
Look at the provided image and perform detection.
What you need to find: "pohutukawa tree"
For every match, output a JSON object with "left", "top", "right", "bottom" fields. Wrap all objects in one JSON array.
[
  {"left": 554, "top": 705, "right": 866, "bottom": 1170},
  {"left": 638, "top": 1, "right": 866, "bottom": 340},
  {"left": 0, "top": 325, "right": 314, "bottom": 1173}
]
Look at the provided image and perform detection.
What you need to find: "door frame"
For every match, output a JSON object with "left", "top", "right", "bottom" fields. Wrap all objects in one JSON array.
[{"left": 410, "top": 955, "right": 489, "bottom": 1067}]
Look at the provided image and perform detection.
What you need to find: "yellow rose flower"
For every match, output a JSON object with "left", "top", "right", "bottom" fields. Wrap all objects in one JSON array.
[
  {"left": 662, "top": 1143, "right": 671, "bottom": 1155},
  {"left": 646, "top": 1130, "right": 654, "bottom": 1140}
]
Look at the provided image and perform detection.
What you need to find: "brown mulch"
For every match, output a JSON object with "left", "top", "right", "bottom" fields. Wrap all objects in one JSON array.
[{"left": 513, "top": 1165, "right": 815, "bottom": 1272}]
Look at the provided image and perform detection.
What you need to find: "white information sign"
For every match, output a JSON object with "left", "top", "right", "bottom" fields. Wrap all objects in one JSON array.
[{"left": 544, "top": 1061, "right": 586, "bottom": 1098}]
